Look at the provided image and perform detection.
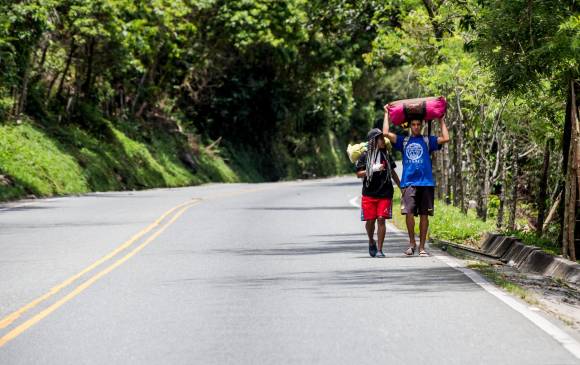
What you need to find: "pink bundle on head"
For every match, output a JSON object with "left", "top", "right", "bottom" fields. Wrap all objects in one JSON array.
[{"left": 387, "top": 96, "right": 447, "bottom": 126}]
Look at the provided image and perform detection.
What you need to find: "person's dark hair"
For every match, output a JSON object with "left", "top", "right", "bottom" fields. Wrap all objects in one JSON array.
[{"left": 365, "top": 128, "right": 383, "bottom": 186}]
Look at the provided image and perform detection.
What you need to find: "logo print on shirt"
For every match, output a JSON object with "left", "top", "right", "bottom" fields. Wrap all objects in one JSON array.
[{"left": 406, "top": 142, "right": 423, "bottom": 161}]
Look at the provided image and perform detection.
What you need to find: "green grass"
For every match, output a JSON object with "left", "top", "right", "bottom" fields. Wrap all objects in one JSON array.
[
  {"left": 390, "top": 189, "right": 496, "bottom": 244},
  {"left": 502, "top": 229, "right": 561, "bottom": 257},
  {"left": 467, "top": 262, "right": 538, "bottom": 303},
  {"left": 0, "top": 123, "right": 90, "bottom": 198},
  {"left": 0, "top": 120, "right": 250, "bottom": 202},
  {"left": 109, "top": 126, "right": 192, "bottom": 188},
  {"left": 220, "top": 144, "right": 266, "bottom": 182},
  {"left": 195, "top": 149, "right": 240, "bottom": 183},
  {"left": 388, "top": 189, "right": 571, "bottom": 262}
]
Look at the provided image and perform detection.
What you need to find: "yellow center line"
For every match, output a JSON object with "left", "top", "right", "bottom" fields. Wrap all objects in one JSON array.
[
  {"left": 0, "top": 183, "right": 281, "bottom": 347},
  {"left": 0, "top": 201, "right": 200, "bottom": 348},
  {"left": 0, "top": 199, "right": 200, "bottom": 330}
]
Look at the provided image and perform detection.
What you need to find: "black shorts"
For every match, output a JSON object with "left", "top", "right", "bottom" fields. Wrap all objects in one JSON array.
[{"left": 401, "top": 186, "right": 435, "bottom": 216}]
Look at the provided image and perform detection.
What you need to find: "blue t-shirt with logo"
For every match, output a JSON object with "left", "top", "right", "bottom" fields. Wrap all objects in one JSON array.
[{"left": 394, "top": 135, "right": 441, "bottom": 187}]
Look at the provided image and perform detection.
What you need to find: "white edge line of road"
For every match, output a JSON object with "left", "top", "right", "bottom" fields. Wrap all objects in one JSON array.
[{"left": 348, "top": 195, "right": 580, "bottom": 360}]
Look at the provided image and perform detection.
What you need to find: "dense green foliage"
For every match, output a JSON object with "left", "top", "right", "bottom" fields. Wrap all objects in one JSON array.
[{"left": 0, "top": 0, "right": 397, "bottom": 184}]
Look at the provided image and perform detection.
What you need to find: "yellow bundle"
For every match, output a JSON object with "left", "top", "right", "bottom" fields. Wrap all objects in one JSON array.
[
  {"left": 346, "top": 142, "right": 368, "bottom": 163},
  {"left": 346, "top": 137, "right": 391, "bottom": 163}
]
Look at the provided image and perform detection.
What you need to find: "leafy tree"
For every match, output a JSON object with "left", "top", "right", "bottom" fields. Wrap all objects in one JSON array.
[{"left": 476, "top": 0, "right": 580, "bottom": 259}]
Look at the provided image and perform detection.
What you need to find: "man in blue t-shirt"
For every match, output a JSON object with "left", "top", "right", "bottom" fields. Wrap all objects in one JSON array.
[{"left": 382, "top": 104, "right": 450, "bottom": 257}]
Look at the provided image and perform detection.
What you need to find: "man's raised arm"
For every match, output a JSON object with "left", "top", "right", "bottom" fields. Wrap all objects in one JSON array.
[
  {"left": 437, "top": 116, "right": 450, "bottom": 145},
  {"left": 382, "top": 104, "right": 397, "bottom": 144}
]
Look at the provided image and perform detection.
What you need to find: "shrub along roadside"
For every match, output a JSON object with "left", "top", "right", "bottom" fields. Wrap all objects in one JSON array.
[
  {"left": 390, "top": 189, "right": 496, "bottom": 245},
  {"left": 389, "top": 190, "right": 570, "bottom": 261}
]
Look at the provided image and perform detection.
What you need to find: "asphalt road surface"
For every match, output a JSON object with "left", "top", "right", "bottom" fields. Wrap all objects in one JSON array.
[{"left": 0, "top": 177, "right": 579, "bottom": 364}]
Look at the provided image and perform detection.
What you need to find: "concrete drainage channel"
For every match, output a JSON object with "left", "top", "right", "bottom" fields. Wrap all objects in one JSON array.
[{"left": 431, "top": 233, "right": 580, "bottom": 287}]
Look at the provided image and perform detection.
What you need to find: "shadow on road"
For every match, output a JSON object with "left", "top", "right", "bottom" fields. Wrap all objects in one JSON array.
[
  {"left": 83, "top": 193, "right": 158, "bottom": 198},
  {"left": 245, "top": 206, "right": 358, "bottom": 211},
  {"left": 217, "top": 237, "right": 409, "bottom": 257},
  {"left": 207, "top": 266, "right": 475, "bottom": 294},
  {"left": 0, "top": 220, "right": 146, "bottom": 229},
  {"left": 0, "top": 205, "right": 53, "bottom": 214},
  {"left": 171, "top": 237, "right": 478, "bottom": 294},
  {"left": 310, "top": 233, "right": 362, "bottom": 237},
  {"left": 301, "top": 181, "right": 360, "bottom": 188}
]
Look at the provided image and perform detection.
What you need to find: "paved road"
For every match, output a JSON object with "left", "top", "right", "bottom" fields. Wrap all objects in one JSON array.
[{"left": 0, "top": 177, "right": 578, "bottom": 364}]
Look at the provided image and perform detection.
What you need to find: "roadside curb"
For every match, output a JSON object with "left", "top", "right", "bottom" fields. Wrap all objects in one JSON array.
[{"left": 431, "top": 234, "right": 580, "bottom": 287}]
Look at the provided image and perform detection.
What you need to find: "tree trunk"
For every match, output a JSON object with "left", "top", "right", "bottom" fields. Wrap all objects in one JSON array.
[
  {"left": 451, "top": 120, "right": 458, "bottom": 206},
  {"left": 37, "top": 40, "right": 49, "bottom": 73},
  {"left": 56, "top": 38, "right": 77, "bottom": 100},
  {"left": 575, "top": 81, "right": 580, "bottom": 258},
  {"left": 560, "top": 79, "right": 574, "bottom": 252},
  {"left": 443, "top": 143, "right": 451, "bottom": 204},
  {"left": 450, "top": 119, "right": 457, "bottom": 206},
  {"left": 431, "top": 121, "right": 445, "bottom": 200},
  {"left": 131, "top": 54, "right": 159, "bottom": 115},
  {"left": 454, "top": 92, "right": 466, "bottom": 213},
  {"left": 536, "top": 139, "right": 552, "bottom": 236},
  {"left": 16, "top": 50, "right": 34, "bottom": 117},
  {"left": 543, "top": 189, "right": 562, "bottom": 230},
  {"left": 562, "top": 79, "right": 579, "bottom": 261},
  {"left": 436, "top": 154, "right": 445, "bottom": 201},
  {"left": 476, "top": 105, "right": 487, "bottom": 220},
  {"left": 508, "top": 143, "right": 519, "bottom": 231},
  {"left": 82, "top": 37, "right": 96, "bottom": 98},
  {"left": 528, "top": 0, "right": 534, "bottom": 47},
  {"left": 497, "top": 143, "right": 508, "bottom": 229},
  {"left": 10, "top": 86, "right": 18, "bottom": 116},
  {"left": 482, "top": 157, "right": 492, "bottom": 221},
  {"left": 476, "top": 162, "right": 485, "bottom": 219},
  {"left": 476, "top": 152, "right": 492, "bottom": 221},
  {"left": 421, "top": 0, "right": 444, "bottom": 40},
  {"left": 46, "top": 71, "right": 61, "bottom": 100}
]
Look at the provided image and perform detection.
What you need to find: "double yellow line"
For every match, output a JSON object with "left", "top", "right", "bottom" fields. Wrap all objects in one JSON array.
[{"left": 0, "top": 198, "right": 201, "bottom": 347}]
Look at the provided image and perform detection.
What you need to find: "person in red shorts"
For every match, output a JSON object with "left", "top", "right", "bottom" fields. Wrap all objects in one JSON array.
[{"left": 355, "top": 128, "right": 400, "bottom": 258}]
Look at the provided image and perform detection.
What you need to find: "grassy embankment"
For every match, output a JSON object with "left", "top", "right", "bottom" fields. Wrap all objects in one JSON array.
[
  {"left": 0, "top": 119, "right": 349, "bottom": 202},
  {"left": 0, "top": 122, "right": 236, "bottom": 201}
]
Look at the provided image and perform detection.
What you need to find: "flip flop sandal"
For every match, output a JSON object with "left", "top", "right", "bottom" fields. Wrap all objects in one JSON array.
[
  {"left": 419, "top": 250, "right": 430, "bottom": 257},
  {"left": 404, "top": 246, "right": 416, "bottom": 256}
]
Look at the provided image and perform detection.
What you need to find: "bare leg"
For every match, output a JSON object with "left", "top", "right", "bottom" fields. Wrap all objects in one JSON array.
[
  {"left": 405, "top": 214, "right": 416, "bottom": 247},
  {"left": 365, "top": 219, "right": 376, "bottom": 245},
  {"left": 377, "top": 218, "right": 386, "bottom": 251},
  {"left": 419, "top": 215, "right": 429, "bottom": 251}
]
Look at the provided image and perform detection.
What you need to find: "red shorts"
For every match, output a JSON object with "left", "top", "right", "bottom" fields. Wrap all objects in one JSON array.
[{"left": 360, "top": 196, "right": 392, "bottom": 221}]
